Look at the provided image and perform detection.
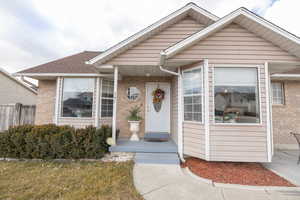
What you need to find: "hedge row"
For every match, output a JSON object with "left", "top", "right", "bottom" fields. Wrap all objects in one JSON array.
[{"left": 0, "top": 124, "right": 112, "bottom": 159}]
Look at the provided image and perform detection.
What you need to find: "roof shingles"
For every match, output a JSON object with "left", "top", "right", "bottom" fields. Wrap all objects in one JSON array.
[{"left": 18, "top": 51, "right": 101, "bottom": 74}]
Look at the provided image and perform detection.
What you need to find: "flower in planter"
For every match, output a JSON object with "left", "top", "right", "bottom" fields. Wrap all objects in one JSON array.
[{"left": 127, "top": 105, "right": 143, "bottom": 121}]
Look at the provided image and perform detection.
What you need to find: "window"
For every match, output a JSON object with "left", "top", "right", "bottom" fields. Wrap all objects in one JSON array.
[
  {"left": 214, "top": 67, "right": 260, "bottom": 124},
  {"left": 127, "top": 87, "right": 140, "bottom": 101},
  {"left": 182, "top": 67, "right": 202, "bottom": 122},
  {"left": 101, "top": 79, "right": 114, "bottom": 117},
  {"left": 272, "top": 82, "right": 284, "bottom": 105},
  {"left": 61, "top": 78, "right": 94, "bottom": 118}
]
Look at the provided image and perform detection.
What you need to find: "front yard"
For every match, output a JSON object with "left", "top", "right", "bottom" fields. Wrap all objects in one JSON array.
[{"left": 0, "top": 161, "right": 143, "bottom": 200}]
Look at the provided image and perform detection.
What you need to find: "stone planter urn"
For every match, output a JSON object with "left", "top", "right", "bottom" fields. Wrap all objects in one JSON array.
[{"left": 128, "top": 121, "right": 140, "bottom": 141}]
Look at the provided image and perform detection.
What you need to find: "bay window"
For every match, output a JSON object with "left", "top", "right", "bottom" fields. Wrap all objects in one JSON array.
[
  {"left": 101, "top": 79, "right": 114, "bottom": 117},
  {"left": 214, "top": 67, "right": 260, "bottom": 124},
  {"left": 62, "top": 78, "right": 94, "bottom": 118},
  {"left": 182, "top": 67, "right": 202, "bottom": 122}
]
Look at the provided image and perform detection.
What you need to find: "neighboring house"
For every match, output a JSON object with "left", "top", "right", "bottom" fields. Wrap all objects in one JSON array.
[
  {"left": 0, "top": 68, "right": 37, "bottom": 105},
  {"left": 16, "top": 3, "right": 300, "bottom": 162}
]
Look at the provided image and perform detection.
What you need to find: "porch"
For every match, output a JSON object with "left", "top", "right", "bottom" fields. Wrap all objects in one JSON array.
[{"left": 109, "top": 133, "right": 179, "bottom": 165}]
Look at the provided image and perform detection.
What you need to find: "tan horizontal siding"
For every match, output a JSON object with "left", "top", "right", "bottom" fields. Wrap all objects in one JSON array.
[
  {"left": 183, "top": 122, "right": 205, "bottom": 158},
  {"left": 211, "top": 155, "right": 268, "bottom": 162},
  {"left": 210, "top": 140, "right": 267, "bottom": 146},
  {"left": 106, "top": 17, "right": 205, "bottom": 65},
  {"left": 169, "top": 23, "right": 300, "bottom": 63},
  {"left": 204, "top": 51, "right": 269, "bottom": 162},
  {"left": 171, "top": 76, "right": 178, "bottom": 144}
]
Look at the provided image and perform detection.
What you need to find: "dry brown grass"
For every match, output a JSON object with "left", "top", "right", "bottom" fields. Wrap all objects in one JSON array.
[{"left": 0, "top": 161, "right": 143, "bottom": 200}]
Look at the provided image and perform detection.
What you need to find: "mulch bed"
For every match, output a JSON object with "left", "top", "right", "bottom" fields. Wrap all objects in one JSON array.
[{"left": 183, "top": 157, "right": 295, "bottom": 187}]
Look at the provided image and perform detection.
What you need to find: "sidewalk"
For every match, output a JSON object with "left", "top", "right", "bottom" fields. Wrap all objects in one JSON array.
[
  {"left": 133, "top": 163, "right": 300, "bottom": 200},
  {"left": 264, "top": 150, "right": 300, "bottom": 186}
]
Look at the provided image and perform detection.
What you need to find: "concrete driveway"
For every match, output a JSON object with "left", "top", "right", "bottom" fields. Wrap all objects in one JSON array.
[
  {"left": 264, "top": 150, "right": 300, "bottom": 186},
  {"left": 134, "top": 163, "right": 300, "bottom": 200}
]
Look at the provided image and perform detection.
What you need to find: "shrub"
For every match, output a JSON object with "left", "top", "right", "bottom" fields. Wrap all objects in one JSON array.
[{"left": 0, "top": 124, "right": 112, "bottom": 159}]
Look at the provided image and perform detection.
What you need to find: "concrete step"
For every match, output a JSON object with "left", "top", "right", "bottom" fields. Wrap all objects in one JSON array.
[
  {"left": 135, "top": 153, "right": 180, "bottom": 165},
  {"left": 109, "top": 140, "right": 178, "bottom": 153},
  {"left": 144, "top": 132, "right": 170, "bottom": 142}
]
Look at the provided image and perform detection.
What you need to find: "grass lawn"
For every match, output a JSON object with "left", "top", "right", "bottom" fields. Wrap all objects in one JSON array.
[{"left": 0, "top": 161, "right": 143, "bottom": 200}]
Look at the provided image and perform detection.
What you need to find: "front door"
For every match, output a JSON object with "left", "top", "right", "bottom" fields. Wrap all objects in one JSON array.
[{"left": 145, "top": 82, "right": 170, "bottom": 133}]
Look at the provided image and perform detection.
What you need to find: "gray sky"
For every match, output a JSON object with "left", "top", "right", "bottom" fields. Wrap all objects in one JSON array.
[{"left": 0, "top": 0, "right": 299, "bottom": 73}]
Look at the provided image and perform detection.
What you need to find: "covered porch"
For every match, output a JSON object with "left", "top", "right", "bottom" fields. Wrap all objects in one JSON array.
[{"left": 99, "top": 63, "right": 182, "bottom": 143}]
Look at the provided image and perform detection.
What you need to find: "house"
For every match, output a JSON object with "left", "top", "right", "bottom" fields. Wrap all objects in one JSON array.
[
  {"left": 0, "top": 67, "right": 37, "bottom": 105},
  {"left": 15, "top": 3, "right": 300, "bottom": 162}
]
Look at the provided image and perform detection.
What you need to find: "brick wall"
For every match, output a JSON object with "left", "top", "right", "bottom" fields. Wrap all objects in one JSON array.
[
  {"left": 116, "top": 76, "right": 172, "bottom": 139},
  {"left": 35, "top": 80, "right": 56, "bottom": 125},
  {"left": 272, "top": 81, "right": 300, "bottom": 149}
]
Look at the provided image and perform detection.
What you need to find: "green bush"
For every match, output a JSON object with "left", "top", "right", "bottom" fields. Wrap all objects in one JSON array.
[{"left": 0, "top": 124, "right": 112, "bottom": 159}]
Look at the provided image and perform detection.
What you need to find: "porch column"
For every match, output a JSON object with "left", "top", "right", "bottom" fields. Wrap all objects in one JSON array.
[
  {"left": 54, "top": 77, "right": 62, "bottom": 125},
  {"left": 112, "top": 66, "right": 119, "bottom": 146},
  {"left": 94, "top": 77, "right": 101, "bottom": 128},
  {"left": 265, "top": 62, "right": 273, "bottom": 161},
  {"left": 177, "top": 68, "right": 184, "bottom": 161},
  {"left": 204, "top": 59, "right": 210, "bottom": 160}
]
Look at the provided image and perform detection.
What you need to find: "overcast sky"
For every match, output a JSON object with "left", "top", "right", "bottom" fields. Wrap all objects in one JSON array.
[{"left": 0, "top": 0, "right": 299, "bottom": 73}]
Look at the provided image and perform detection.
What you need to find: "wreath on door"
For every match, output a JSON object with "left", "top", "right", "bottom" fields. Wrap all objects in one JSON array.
[{"left": 152, "top": 88, "right": 165, "bottom": 112}]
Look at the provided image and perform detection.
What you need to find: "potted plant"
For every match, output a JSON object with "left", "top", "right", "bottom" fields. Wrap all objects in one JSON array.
[{"left": 127, "top": 105, "right": 142, "bottom": 141}]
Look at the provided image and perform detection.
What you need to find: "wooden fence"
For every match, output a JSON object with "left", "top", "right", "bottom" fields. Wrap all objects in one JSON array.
[{"left": 0, "top": 103, "right": 36, "bottom": 131}]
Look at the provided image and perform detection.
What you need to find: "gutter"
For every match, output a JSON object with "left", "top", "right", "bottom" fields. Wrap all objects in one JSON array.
[
  {"left": 21, "top": 76, "right": 38, "bottom": 90},
  {"left": 271, "top": 74, "right": 300, "bottom": 78}
]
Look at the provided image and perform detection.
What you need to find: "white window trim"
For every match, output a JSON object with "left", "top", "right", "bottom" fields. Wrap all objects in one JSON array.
[
  {"left": 212, "top": 65, "right": 263, "bottom": 126},
  {"left": 271, "top": 82, "right": 285, "bottom": 105},
  {"left": 182, "top": 65, "right": 204, "bottom": 124},
  {"left": 59, "top": 77, "right": 95, "bottom": 119},
  {"left": 100, "top": 79, "right": 114, "bottom": 118}
]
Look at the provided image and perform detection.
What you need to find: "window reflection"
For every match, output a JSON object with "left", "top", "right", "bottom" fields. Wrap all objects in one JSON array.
[
  {"left": 214, "top": 68, "right": 260, "bottom": 123},
  {"left": 62, "top": 78, "right": 94, "bottom": 118}
]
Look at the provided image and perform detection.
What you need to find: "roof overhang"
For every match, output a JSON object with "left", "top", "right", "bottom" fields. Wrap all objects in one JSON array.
[
  {"left": 0, "top": 68, "right": 37, "bottom": 94},
  {"left": 14, "top": 73, "right": 113, "bottom": 80},
  {"left": 270, "top": 61, "right": 300, "bottom": 80},
  {"left": 86, "top": 3, "right": 218, "bottom": 65},
  {"left": 161, "top": 7, "right": 300, "bottom": 63},
  {"left": 268, "top": 61, "right": 300, "bottom": 74},
  {"left": 271, "top": 74, "right": 300, "bottom": 80}
]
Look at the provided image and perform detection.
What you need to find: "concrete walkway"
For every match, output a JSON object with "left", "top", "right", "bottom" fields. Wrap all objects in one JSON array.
[
  {"left": 264, "top": 150, "right": 300, "bottom": 186},
  {"left": 134, "top": 163, "right": 300, "bottom": 200}
]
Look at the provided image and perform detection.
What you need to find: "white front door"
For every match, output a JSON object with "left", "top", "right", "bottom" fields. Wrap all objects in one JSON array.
[{"left": 145, "top": 82, "right": 170, "bottom": 133}]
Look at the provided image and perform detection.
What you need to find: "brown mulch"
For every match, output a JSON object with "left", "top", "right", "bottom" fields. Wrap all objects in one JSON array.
[{"left": 183, "top": 157, "right": 295, "bottom": 187}]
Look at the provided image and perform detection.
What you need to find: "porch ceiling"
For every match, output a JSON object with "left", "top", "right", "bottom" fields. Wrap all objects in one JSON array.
[
  {"left": 97, "top": 60, "right": 198, "bottom": 77},
  {"left": 99, "top": 65, "right": 180, "bottom": 77}
]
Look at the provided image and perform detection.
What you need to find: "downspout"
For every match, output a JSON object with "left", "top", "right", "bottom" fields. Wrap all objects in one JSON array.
[
  {"left": 21, "top": 76, "right": 38, "bottom": 90},
  {"left": 159, "top": 51, "right": 179, "bottom": 76},
  {"left": 159, "top": 51, "right": 185, "bottom": 163}
]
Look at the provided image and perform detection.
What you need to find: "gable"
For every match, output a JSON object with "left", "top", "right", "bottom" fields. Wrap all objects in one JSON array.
[
  {"left": 0, "top": 69, "right": 36, "bottom": 95},
  {"left": 105, "top": 17, "right": 205, "bottom": 66},
  {"left": 88, "top": 3, "right": 218, "bottom": 65},
  {"left": 0, "top": 72, "right": 36, "bottom": 104},
  {"left": 168, "top": 23, "right": 300, "bottom": 65}
]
